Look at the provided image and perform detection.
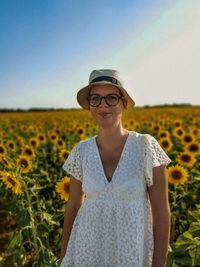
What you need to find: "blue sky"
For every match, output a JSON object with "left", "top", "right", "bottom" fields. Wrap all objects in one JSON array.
[{"left": 1, "top": 0, "right": 200, "bottom": 109}]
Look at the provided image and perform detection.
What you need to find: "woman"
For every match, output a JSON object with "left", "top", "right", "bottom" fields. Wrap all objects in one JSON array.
[{"left": 59, "top": 69, "right": 171, "bottom": 267}]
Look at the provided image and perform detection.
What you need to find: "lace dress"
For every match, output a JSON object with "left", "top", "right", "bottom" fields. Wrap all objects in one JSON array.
[{"left": 60, "top": 131, "right": 171, "bottom": 267}]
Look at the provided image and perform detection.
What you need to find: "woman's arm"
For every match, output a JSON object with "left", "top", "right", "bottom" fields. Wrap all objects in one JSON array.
[
  {"left": 147, "top": 164, "right": 171, "bottom": 267},
  {"left": 59, "top": 175, "right": 85, "bottom": 266}
]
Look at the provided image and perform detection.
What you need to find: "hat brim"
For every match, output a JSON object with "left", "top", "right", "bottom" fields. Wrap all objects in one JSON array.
[{"left": 77, "top": 81, "right": 135, "bottom": 110}]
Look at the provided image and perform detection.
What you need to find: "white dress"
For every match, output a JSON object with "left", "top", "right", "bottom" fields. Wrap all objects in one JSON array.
[{"left": 61, "top": 131, "right": 171, "bottom": 267}]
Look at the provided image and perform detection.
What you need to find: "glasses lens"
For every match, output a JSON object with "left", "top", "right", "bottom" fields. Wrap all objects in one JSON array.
[
  {"left": 106, "top": 94, "right": 119, "bottom": 106},
  {"left": 89, "top": 95, "right": 101, "bottom": 106}
]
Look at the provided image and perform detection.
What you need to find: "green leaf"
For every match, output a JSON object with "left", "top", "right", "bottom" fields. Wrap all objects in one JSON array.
[
  {"left": 173, "top": 247, "right": 192, "bottom": 266},
  {"left": 52, "top": 211, "right": 64, "bottom": 222},
  {"left": 7, "top": 231, "right": 22, "bottom": 252},
  {"left": 43, "top": 212, "right": 59, "bottom": 226},
  {"left": 36, "top": 247, "right": 57, "bottom": 266},
  {"left": 16, "top": 208, "right": 31, "bottom": 228},
  {"left": 36, "top": 222, "right": 49, "bottom": 237},
  {"left": 189, "top": 245, "right": 200, "bottom": 266},
  {"left": 166, "top": 250, "right": 174, "bottom": 267},
  {"left": 16, "top": 247, "right": 26, "bottom": 267},
  {"left": 175, "top": 231, "right": 193, "bottom": 249},
  {"left": 188, "top": 222, "right": 200, "bottom": 237}
]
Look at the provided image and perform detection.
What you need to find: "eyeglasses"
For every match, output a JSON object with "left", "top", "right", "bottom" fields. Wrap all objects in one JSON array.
[{"left": 87, "top": 93, "right": 124, "bottom": 107}]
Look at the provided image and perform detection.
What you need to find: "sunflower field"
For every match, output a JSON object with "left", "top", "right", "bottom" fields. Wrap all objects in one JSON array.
[{"left": 0, "top": 107, "right": 200, "bottom": 267}]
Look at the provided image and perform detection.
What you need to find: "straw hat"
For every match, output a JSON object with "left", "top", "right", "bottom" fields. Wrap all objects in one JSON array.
[{"left": 77, "top": 69, "right": 135, "bottom": 109}]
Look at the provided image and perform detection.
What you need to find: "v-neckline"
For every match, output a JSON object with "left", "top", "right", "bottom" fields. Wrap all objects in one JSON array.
[{"left": 93, "top": 131, "right": 132, "bottom": 184}]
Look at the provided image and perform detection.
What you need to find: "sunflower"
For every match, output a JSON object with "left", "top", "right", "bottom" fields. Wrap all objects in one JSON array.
[
  {"left": 153, "top": 124, "right": 161, "bottom": 132},
  {"left": 158, "top": 137, "right": 173, "bottom": 152},
  {"left": 167, "top": 165, "right": 188, "bottom": 186},
  {"left": 158, "top": 130, "right": 170, "bottom": 139},
  {"left": 163, "top": 121, "right": 169, "bottom": 128},
  {"left": 0, "top": 156, "right": 12, "bottom": 169},
  {"left": 29, "top": 137, "right": 39, "bottom": 148},
  {"left": 84, "top": 122, "right": 92, "bottom": 129},
  {"left": 128, "top": 119, "right": 135, "bottom": 127},
  {"left": 172, "top": 127, "right": 185, "bottom": 139},
  {"left": 173, "top": 119, "right": 183, "bottom": 128},
  {"left": 64, "top": 128, "right": 70, "bottom": 134},
  {"left": 36, "top": 134, "right": 46, "bottom": 144},
  {"left": 6, "top": 140, "right": 16, "bottom": 152},
  {"left": 188, "top": 126, "right": 200, "bottom": 137},
  {"left": 20, "top": 124, "right": 28, "bottom": 132},
  {"left": 16, "top": 155, "right": 32, "bottom": 173},
  {"left": 17, "top": 136, "right": 25, "bottom": 147},
  {"left": 22, "top": 145, "right": 35, "bottom": 159},
  {"left": 49, "top": 133, "right": 58, "bottom": 143},
  {"left": 176, "top": 152, "right": 196, "bottom": 167},
  {"left": 56, "top": 176, "right": 70, "bottom": 201},
  {"left": 185, "top": 142, "right": 200, "bottom": 156},
  {"left": 76, "top": 127, "right": 85, "bottom": 137},
  {"left": 147, "top": 122, "right": 153, "bottom": 129},
  {"left": 134, "top": 122, "right": 141, "bottom": 131},
  {"left": 0, "top": 144, "right": 6, "bottom": 156},
  {"left": 0, "top": 171, "right": 22, "bottom": 195},
  {"left": 59, "top": 149, "right": 70, "bottom": 162},
  {"left": 55, "top": 128, "right": 61, "bottom": 135},
  {"left": 56, "top": 139, "right": 65, "bottom": 150},
  {"left": 47, "top": 130, "right": 53, "bottom": 137},
  {"left": 123, "top": 122, "right": 128, "bottom": 129},
  {"left": 181, "top": 133, "right": 195, "bottom": 145}
]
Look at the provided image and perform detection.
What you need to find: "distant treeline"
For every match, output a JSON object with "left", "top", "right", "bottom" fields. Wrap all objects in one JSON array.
[{"left": 0, "top": 103, "right": 199, "bottom": 112}]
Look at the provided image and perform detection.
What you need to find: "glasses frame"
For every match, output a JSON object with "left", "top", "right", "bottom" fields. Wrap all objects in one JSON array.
[{"left": 87, "top": 93, "right": 124, "bottom": 107}]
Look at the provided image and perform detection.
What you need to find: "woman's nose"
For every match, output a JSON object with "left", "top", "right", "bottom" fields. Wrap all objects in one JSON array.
[{"left": 99, "top": 97, "right": 108, "bottom": 107}]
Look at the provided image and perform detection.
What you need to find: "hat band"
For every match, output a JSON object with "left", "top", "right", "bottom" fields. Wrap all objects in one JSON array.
[{"left": 90, "top": 76, "right": 121, "bottom": 86}]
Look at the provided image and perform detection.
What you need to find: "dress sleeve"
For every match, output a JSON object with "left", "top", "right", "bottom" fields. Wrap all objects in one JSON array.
[
  {"left": 143, "top": 134, "right": 172, "bottom": 187},
  {"left": 62, "top": 143, "right": 83, "bottom": 182}
]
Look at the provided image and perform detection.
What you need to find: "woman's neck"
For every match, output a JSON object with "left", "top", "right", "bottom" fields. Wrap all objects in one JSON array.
[{"left": 96, "top": 124, "right": 130, "bottom": 151}]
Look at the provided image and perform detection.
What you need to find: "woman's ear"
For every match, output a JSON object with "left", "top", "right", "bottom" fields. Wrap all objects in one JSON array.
[{"left": 123, "top": 99, "right": 128, "bottom": 109}]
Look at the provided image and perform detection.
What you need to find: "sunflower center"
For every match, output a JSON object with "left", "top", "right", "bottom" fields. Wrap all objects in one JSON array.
[
  {"left": 171, "top": 170, "right": 182, "bottom": 180},
  {"left": 9, "top": 143, "right": 14, "bottom": 149},
  {"left": 189, "top": 144, "right": 198, "bottom": 152},
  {"left": 26, "top": 149, "right": 33, "bottom": 155},
  {"left": 8, "top": 177, "right": 16, "bottom": 186},
  {"left": 162, "top": 141, "right": 169, "bottom": 148},
  {"left": 78, "top": 129, "right": 84, "bottom": 135},
  {"left": 177, "top": 130, "right": 183, "bottom": 135},
  {"left": 184, "top": 136, "right": 192, "bottom": 142},
  {"left": 63, "top": 152, "right": 69, "bottom": 159},
  {"left": 64, "top": 183, "right": 69, "bottom": 193},
  {"left": 31, "top": 141, "right": 36, "bottom": 146},
  {"left": 0, "top": 147, "right": 4, "bottom": 154},
  {"left": 21, "top": 159, "right": 28, "bottom": 167},
  {"left": 181, "top": 154, "right": 191, "bottom": 162}
]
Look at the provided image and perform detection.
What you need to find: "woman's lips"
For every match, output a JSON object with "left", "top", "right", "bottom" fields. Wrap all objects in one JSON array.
[{"left": 98, "top": 112, "right": 111, "bottom": 117}]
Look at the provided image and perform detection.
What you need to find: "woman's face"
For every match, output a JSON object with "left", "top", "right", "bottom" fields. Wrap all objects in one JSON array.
[{"left": 89, "top": 84, "right": 127, "bottom": 129}]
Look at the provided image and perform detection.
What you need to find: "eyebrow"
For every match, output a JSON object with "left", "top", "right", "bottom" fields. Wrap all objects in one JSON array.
[{"left": 89, "top": 93, "right": 120, "bottom": 96}]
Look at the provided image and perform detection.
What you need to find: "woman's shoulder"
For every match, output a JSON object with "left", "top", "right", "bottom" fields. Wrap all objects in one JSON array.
[
  {"left": 74, "top": 136, "right": 96, "bottom": 150},
  {"left": 131, "top": 131, "right": 155, "bottom": 141},
  {"left": 130, "top": 130, "right": 150, "bottom": 140},
  {"left": 130, "top": 131, "right": 158, "bottom": 148}
]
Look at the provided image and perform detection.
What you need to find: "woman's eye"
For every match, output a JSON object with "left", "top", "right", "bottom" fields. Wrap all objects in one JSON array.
[
  {"left": 91, "top": 96, "right": 100, "bottom": 101},
  {"left": 108, "top": 95, "right": 117, "bottom": 100}
]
